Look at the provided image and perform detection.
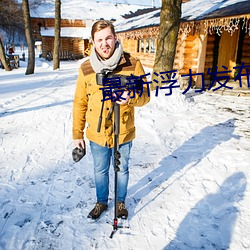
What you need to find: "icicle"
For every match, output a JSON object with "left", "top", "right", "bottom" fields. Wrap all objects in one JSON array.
[
  {"left": 248, "top": 22, "right": 250, "bottom": 36},
  {"left": 242, "top": 16, "right": 246, "bottom": 31}
]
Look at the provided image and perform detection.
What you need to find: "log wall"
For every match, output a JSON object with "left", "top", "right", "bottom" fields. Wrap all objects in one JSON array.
[
  {"left": 41, "top": 37, "right": 87, "bottom": 58},
  {"left": 119, "top": 29, "right": 200, "bottom": 77},
  {"left": 32, "top": 18, "right": 86, "bottom": 29},
  {"left": 242, "top": 35, "right": 250, "bottom": 65},
  {"left": 204, "top": 33, "right": 216, "bottom": 80}
]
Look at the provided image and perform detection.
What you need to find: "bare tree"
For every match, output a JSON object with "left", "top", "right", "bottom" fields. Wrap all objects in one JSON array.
[
  {"left": 53, "top": 0, "right": 61, "bottom": 70},
  {"left": 22, "top": 0, "right": 35, "bottom": 75},
  {"left": 0, "top": 0, "right": 24, "bottom": 36},
  {"left": 29, "top": 0, "right": 47, "bottom": 8},
  {"left": 152, "top": 0, "right": 182, "bottom": 89},
  {"left": 0, "top": 0, "right": 23, "bottom": 71},
  {"left": 0, "top": 37, "right": 11, "bottom": 71}
]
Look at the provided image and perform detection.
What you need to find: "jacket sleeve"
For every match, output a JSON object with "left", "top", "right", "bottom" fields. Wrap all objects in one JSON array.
[
  {"left": 128, "top": 59, "right": 150, "bottom": 107},
  {"left": 72, "top": 68, "right": 88, "bottom": 140}
]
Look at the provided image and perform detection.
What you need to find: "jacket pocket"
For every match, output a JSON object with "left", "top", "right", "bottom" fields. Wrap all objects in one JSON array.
[{"left": 120, "top": 107, "right": 134, "bottom": 133}]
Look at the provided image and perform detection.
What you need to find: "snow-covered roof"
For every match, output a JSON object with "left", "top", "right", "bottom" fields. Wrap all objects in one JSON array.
[
  {"left": 114, "top": 0, "right": 250, "bottom": 33},
  {"left": 182, "top": 0, "right": 250, "bottom": 21},
  {"left": 40, "top": 27, "right": 91, "bottom": 39},
  {"left": 114, "top": 8, "right": 160, "bottom": 32},
  {"left": 30, "top": 0, "right": 151, "bottom": 20}
]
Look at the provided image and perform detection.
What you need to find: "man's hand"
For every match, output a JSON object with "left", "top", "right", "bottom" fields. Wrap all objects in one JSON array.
[
  {"left": 72, "top": 139, "right": 86, "bottom": 162},
  {"left": 115, "top": 90, "right": 130, "bottom": 105},
  {"left": 74, "top": 139, "right": 85, "bottom": 149}
]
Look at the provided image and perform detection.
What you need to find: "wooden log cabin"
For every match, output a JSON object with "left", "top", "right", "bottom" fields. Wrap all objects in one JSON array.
[
  {"left": 30, "top": 1, "right": 153, "bottom": 61},
  {"left": 31, "top": 18, "right": 93, "bottom": 60},
  {"left": 115, "top": 0, "right": 250, "bottom": 90}
]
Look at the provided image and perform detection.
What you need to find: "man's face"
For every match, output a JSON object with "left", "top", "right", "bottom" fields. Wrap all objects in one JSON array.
[{"left": 93, "top": 27, "right": 117, "bottom": 60}]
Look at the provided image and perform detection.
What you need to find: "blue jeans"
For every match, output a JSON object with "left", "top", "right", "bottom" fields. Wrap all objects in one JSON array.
[{"left": 90, "top": 140, "right": 132, "bottom": 205}]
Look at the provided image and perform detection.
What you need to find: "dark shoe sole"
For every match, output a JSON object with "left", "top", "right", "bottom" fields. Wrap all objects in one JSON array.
[{"left": 117, "top": 213, "right": 128, "bottom": 219}]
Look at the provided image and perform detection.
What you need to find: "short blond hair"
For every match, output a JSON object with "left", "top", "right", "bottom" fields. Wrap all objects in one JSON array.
[{"left": 91, "top": 20, "right": 116, "bottom": 40}]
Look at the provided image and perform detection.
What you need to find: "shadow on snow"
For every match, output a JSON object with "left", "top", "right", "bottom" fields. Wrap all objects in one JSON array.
[
  {"left": 0, "top": 100, "right": 73, "bottom": 117},
  {"left": 128, "top": 118, "right": 239, "bottom": 213},
  {"left": 164, "top": 172, "right": 247, "bottom": 249}
]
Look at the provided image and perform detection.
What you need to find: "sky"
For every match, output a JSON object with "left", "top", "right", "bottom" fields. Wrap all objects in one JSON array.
[{"left": 0, "top": 48, "right": 249, "bottom": 250}]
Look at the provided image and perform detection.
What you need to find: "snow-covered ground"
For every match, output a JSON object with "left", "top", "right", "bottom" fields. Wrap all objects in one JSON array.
[{"left": 0, "top": 50, "right": 250, "bottom": 250}]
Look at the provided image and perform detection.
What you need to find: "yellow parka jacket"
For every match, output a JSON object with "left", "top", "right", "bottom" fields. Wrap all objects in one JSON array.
[{"left": 72, "top": 52, "right": 150, "bottom": 148}]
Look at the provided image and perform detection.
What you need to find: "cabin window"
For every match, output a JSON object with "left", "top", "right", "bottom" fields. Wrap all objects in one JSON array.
[
  {"left": 150, "top": 38, "right": 155, "bottom": 53},
  {"left": 137, "top": 38, "right": 156, "bottom": 54},
  {"left": 146, "top": 38, "right": 151, "bottom": 53},
  {"left": 137, "top": 39, "right": 141, "bottom": 53},
  {"left": 137, "top": 38, "right": 145, "bottom": 53}
]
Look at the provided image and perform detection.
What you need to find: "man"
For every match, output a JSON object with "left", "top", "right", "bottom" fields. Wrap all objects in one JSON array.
[{"left": 72, "top": 20, "right": 150, "bottom": 220}]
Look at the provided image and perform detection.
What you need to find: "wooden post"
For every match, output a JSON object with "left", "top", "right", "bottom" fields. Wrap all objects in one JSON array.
[
  {"left": 144, "top": 38, "right": 146, "bottom": 54},
  {"left": 139, "top": 39, "right": 142, "bottom": 53},
  {"left": 196, "top": 33, "right": 207, "bottom": 88}
]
